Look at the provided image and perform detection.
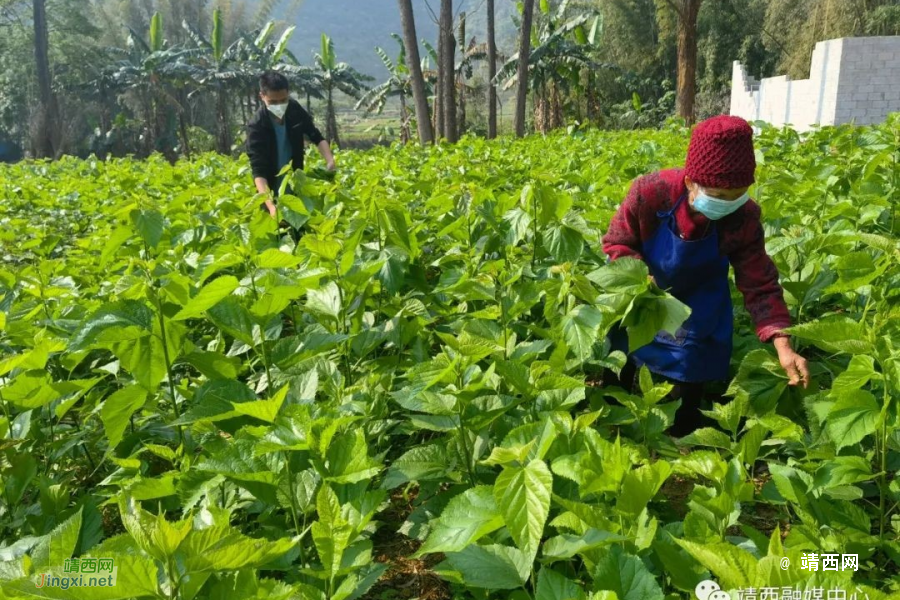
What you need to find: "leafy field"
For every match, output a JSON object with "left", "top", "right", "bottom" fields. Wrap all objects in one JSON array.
[{"left": 0, "top": 117, "right": 898, "bottom": 600}]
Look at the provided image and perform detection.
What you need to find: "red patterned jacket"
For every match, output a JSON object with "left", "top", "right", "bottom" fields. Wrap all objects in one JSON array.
[{"left": 601, "top": 168, "right": 791, "bottom": 342}]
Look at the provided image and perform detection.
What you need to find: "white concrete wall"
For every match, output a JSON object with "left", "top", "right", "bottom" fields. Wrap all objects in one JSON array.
[
  {"left": 730, "top": 36, "right": 900, "bottom": 131},
  {"left": 833, "top": 37, "right": 900, "bottom": 125}
]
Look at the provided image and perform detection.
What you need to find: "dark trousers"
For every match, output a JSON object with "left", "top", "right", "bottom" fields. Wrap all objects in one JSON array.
[{"left": 601, "top": 359, "right": 721, "bottom": 437}]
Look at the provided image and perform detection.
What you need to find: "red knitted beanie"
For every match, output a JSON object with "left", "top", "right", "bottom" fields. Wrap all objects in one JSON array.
[{"left": 684, "top": 115, "right": 756, "bottom": 189}]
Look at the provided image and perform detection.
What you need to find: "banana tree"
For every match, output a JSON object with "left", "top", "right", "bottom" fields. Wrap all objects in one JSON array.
[
  {"left": 355, "top": 34, "right": 415, "bottom": 143},
  {"left": 181, "top": 9, "right": 237, "bottom": 153},
  {"left": 496, "top": 0, "right": 604, "bottom": 133},
  {"left": 104, "top": 12, "right": 201, "bottom": 160},
  {"left": 314, "top": 34, "right": 372, "bottom": 147}
]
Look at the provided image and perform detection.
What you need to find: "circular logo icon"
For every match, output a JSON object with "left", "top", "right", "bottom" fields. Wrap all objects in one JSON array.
[
  {"left": 709, "top": 592, "right": 731, "bottom": 600},
  {"left": 695, "top": 580, "right": 721, "bottom": 600}
]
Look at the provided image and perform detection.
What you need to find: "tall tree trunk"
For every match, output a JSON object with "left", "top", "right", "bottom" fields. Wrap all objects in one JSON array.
[
  {"left": 326, "top": 86, "right": 340, "bottom": 147},
  {"left": 307, "top": 91, "right": 311, "bottom": 113},
  {"left": 549, "top": 82, "right": 562, "bottom": 130},
  {"left": 433, "top": 93, "right": 441, "bottom": 141},
  {"left": 32, "top": 0, "right": 58, "bottom": 158},
  {"left": 179, "top": 108, "right": 192, "bottom": 159},
  {"left": 440, "top": 0, "right": 457, "bottom": 142},
  {"left": 487, "top": 0, "right": 497, "bottom": 139},
  {"left": 216, "top": 88, "right": 232, "bottom": 154},
  {"left": 399, "top": 92, "right": 409, "bottom": 144},
  {"left": 514, "top": 0, "right": 535, "bottom": 137},
  {"left": 397, "top": 0, "right": 434, "bottom": 144},
  {"left": 457, "top": 11, "right": 466, "bottom": 136},
  {"left": 436, "top": 12, "right": 446, "bottom": 140},
  {"left": 673, "top": 0, "right": 702, "bottom": 125}
]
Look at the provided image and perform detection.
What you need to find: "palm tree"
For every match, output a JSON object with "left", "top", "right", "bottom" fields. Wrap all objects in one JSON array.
[
  {"left": 356, "top": 35, "right": 414, "bottom": 143},
  {"left": 314, "top": 34, "right": 372, "bottom": 147}
]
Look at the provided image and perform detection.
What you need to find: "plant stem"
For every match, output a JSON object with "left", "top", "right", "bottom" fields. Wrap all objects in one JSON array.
[
  {"left": 248, "top": 266, "right": 274, "bottom": 390},
  {"left": 283, "top": 451, "right": 304, "bottom": 539},
  {"left": 152, "top": 288, "right": 183, "bottom": 445}
]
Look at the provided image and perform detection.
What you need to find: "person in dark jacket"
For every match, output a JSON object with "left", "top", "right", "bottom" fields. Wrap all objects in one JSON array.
[{"left": 247, "top": 70, "right": 335, "bottom": 218}]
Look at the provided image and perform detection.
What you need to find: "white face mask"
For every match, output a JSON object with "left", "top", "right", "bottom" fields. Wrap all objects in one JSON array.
[{"left": 267, "top": 102, "right": 288, "bottom": 120}]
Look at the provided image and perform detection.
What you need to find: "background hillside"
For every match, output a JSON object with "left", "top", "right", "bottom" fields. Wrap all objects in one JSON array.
[{"left": 271, "top": 0, "right": 520, "bottom": 77}]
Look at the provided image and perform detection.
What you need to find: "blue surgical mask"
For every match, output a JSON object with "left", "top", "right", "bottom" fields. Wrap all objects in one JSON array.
[{"left": 692, "top": 189, "right": 750, "bottom": 220}]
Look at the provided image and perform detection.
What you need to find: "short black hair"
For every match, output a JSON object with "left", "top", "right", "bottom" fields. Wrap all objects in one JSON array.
[{"left": 259, "top": 71, "right": 289, "bottom": 94}]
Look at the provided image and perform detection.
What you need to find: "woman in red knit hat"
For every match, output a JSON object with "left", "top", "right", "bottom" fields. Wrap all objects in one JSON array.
[{"left": 602, "top": 115, "right": 809, "bottom": 437}]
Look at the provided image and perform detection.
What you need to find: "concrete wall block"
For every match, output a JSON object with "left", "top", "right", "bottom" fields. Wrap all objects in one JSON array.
[{"left": 731, "top": 36, "right": 900, "bottom": 131}]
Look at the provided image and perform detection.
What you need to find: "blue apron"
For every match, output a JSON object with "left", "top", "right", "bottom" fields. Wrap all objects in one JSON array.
[{"left": 609, "top": 192, "right": 732, "bottom": 383}]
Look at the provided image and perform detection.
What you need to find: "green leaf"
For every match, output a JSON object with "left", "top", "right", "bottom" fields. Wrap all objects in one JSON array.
[
  {"left": 181, "top": 350, "right": 242, "bottom": 380},
  {"left": 231, "top": 384, "right": 288, "bottom": 423},
  {"left": 616, "top": 461, "right": 671, "bottom": 518},
  {"left": 767, "top": 463, "right": 812, "bottom": 505},
  {"left": 176, "top": 379, "right": 257, "bottom": 424},
  {"left": 560, "top": 305, "right": 604, "bottom": 360},
  {"left": 825, "top": 251, "right": 885, "bottom": 292},
  {"left": 545, "top": 224, "right": 584, "bottom": 263},
  {"left": 543, "top": 529, "right": 626, "bottom": 559},
  {"left": 812, "top": 456, "right": 872, "bottom": 491},
  {"left": 324, "top": 429, "right": 382, "bottom": 484},
  {"left": 256, "top": 248, "right": 305, "bottom": 269},
  {"left": 592, "top": 546, "right": 664, "bottom": 600},
  {"left": 3, "top": 553, "right": 161, "bottom": 599},
  {"left": 207, "top": 296, "right": 256, "bottom": 345},
  {"left": 831, "top": 355, "right": 881, "bottom": 394},
  {"left": 184, "top": 534, "right": 296, "bottom": 572},
  {"left": 725, "top": 349, "right": 788, "bottom": 415},
  {"left": 70, "top": 300, "right": 154, "bottom": 351},
  {"left": 673, "top": 539, "right": 756, "bottom": 590},
  {"left": 785, "top": 316, "right": 872, "bottom": 355},
  {"left": 111, "top": 319, "right": 182, "bottom": 391},
  {"left": 383, "top": 444, "right": 454, "bottom": 489},
  {"left": 32, "top": 508, "right": 83, "bottom": 569},
  {"left": 302, "top": 237, "right": 342, "bottom": 261},
  {"left": 4, "top": 453, "right": 37, "bottom": 504},
  {"left": 536, "top": 567, "right": 586, "bottom": 600},
  {"left": 306, "top": 282, "right": 342, "bottom": 320},
  {"left": 173, "top": 276, "right": 240, "bottom": 320},
  {"left": 826, "top": 389, "right": 881, "bottom": 450},
  {"left": 311, "top": 484, "right": 353, "bottom": 581},
  {"left": 586, "top": 258, "right": 649, "bottom": 293},
  {"left": 376, "top": 253, "right": 407, "bottom": 295},
  {"left": 493, "top": 459, "right": 553, "bottom": 559},
  {"left": 504, "top": 207, "right": 532, "bottom": 246},
  {"left": 444, "top": 544, "right": 530, "bottom": 590},
  {"left": 418, "top": 486, "right": 504, "bottom": 555},
  {"left": 100, "top": 385, "right": 148, "bottom": 449},
  {"left": 131, "top": 208, "right": 164, "bottom": 249}
]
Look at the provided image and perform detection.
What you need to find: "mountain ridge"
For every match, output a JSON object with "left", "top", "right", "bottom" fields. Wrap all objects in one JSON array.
[{"left": 267, "top": 0, "right": 519, "bottom": 78}]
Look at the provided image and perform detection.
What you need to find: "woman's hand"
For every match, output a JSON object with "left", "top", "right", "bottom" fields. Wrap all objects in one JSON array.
[{"left": 773, "top": 336, "right": 810, "bottom": 388}]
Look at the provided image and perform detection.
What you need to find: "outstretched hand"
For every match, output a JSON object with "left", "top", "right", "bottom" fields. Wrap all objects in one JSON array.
[{"left": 774, "top": 337, "right": 810, "bottom": 388}]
